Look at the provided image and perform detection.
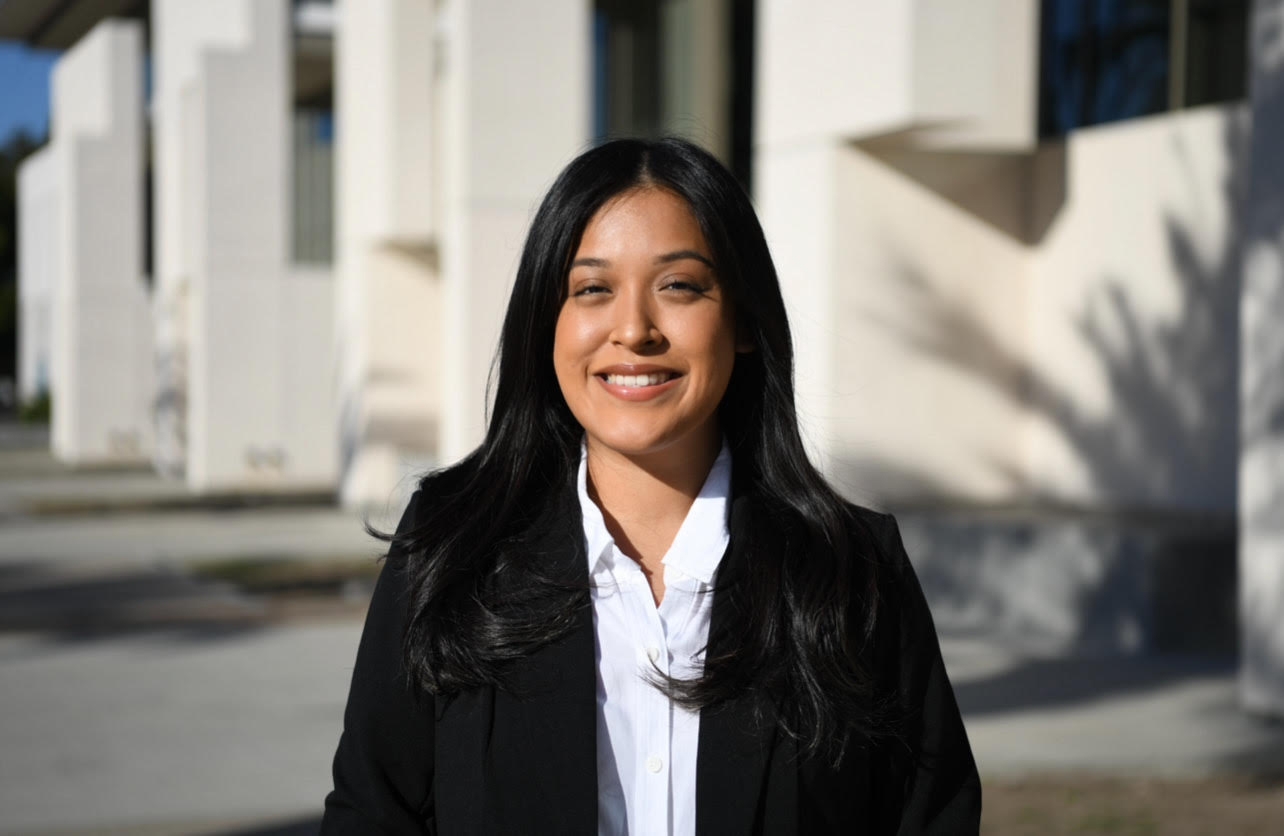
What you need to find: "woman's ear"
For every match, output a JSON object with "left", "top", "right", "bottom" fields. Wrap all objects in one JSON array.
[{"left": 735, "top": 322, "right": 755, "bottom": 354}]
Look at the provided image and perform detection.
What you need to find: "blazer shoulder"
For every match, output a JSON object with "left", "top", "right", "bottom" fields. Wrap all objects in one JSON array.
[
  {"left": 841, "top": 502, "right": 913, "bottom": 572},
  {"left": 409, "top": 463, "right": 472, "bottom": 514},
  {"left": 844, "top": 501, "right": 895, "bottom": 533},
  {"left": 389, "top": 463, "right": 481, "bottom": 553}
]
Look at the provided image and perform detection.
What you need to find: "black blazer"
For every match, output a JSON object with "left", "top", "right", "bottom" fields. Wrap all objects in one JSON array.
[{"left": 322, "top": 478, "right": 981, "bottom": 835}]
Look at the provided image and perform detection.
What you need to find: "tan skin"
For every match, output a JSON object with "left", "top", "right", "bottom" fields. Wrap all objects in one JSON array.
[
  {"left": 585, "top": 444, "right": 715, "bottom": 605},
  {"left": 553, "top": 187, "right": 751, "bottom": 605}
]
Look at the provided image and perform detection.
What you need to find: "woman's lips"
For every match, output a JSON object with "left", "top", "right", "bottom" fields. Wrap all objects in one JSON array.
[{"left": 596, "top": 371, "right": 682, "bottom": 401}]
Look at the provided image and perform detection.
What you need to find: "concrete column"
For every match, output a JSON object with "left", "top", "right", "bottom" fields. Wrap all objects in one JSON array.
[
  {"left": 438, "top": 0, "right": 592, "bottom": 462},
  {"left": 753, "top": 140, "right": 842, "bottom": 473},
  {"left": 151, "top": 0, "right": 264, "bottom": 475},
  {"left": 16, "top": 147, "right": 58, "bottom": 404},
  {"left": 753, "top": 0, "right": 918, "bottom": 476},
  {"left": 45, "top": 19, "right": 153, "bottom": 465},
  {"left": 334, "top": 0, "right": 440, "bottom": 508},
  {"left": 1241, "top": 0, "right": 1284, "bottom": 716},
  {"left": 160, "top": 0, "right": 336, "bottom": 491}
]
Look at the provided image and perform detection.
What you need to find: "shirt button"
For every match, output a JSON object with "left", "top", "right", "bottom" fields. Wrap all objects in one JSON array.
[
  {"left": 646, "top": 756, "right": 663, "bottom": 773},
  {"left": 646, "top": 646, "right": 660, "bottom": 663}
]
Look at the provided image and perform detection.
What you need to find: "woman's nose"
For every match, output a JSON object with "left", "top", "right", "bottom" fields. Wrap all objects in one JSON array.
[{"left": 611, "top": 292, "right": 663, "bottom": 350}]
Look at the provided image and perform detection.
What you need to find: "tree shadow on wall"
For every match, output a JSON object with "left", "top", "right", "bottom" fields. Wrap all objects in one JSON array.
[
  {"left": 854, "top": 109, "right": 1248, "bottom": 513},
  {"left": 1239, "top": 0, "right": 1284, "bottom": 712},
  {"left": 835, "top": 94, "right": 1275, "bottom": 714},
  {"left": 1241, "top": 0, "right": 1284, "bottom": 529}
]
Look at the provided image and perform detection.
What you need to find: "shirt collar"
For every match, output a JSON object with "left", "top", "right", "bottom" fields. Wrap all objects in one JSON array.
[
  {"left": 577, "top": 448, "right": 617, "bottom": 576},
  {"left": 577, "top": 441, "right": 732, "bottom": 585}
]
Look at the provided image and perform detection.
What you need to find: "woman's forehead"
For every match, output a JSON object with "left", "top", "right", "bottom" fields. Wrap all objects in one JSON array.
[{"left": 573, "top": 187, "right": 711, "bottom": 261}]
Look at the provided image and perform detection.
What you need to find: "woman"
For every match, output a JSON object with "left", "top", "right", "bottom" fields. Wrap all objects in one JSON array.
[{"left": 322, "top": 138, "right": 981, "bottom": 835}]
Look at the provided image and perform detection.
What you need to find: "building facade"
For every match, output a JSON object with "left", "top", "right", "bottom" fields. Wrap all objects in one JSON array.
[{"left": 4, "top": 0, "right": 1282, "bottom": 712}]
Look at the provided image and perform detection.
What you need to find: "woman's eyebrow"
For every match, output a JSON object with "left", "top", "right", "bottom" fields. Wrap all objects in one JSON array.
[
  {"left": 655, "top": 250, "right": 715, "bottom": 269},
  {"left": 569, "top": 251, "right": 715, "bottom": 269}
]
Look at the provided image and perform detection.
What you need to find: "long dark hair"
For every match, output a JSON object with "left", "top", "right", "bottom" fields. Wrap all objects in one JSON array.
[{"left": 396, "top": 137, "right": 886, "bottom": 762}]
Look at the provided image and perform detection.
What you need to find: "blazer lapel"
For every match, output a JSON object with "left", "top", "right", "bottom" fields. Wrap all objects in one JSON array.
[{"left": 695, "top": 494, "right": 789, "bottom": 836}]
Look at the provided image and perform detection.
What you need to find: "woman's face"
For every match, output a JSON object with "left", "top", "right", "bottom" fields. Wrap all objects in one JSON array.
[{"left": 553, "top": 187, "right": 744, "bottom": 466}]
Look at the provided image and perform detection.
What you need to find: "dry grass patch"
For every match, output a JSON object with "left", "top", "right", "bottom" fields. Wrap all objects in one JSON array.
[{"left": 983, "top": 775, "right": 1284, "bottom": 835}]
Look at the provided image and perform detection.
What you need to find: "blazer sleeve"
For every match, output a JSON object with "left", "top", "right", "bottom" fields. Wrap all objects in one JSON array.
[
  {"left": 322, "top": 492, "right": 436, "bottom": 835},
  {"left": 875, "top": 512, "right": 982, "bottom": 835}
]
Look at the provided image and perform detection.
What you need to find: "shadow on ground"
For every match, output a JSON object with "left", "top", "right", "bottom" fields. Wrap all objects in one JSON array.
[
  {"left": 953, "top": 652, "right": 1235, "bottom": 717},
  {"left": 1213, "top": 717, "right": 1284, "bottom": 779},
  {"left": 0, "top": 561, "right": 272, "bottom": 642},
  {"left": 220, "top": 816, "right": 323, "bottom": 836}
]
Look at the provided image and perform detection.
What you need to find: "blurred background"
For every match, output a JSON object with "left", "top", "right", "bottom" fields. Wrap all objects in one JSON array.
[{"left": 1, "top": 0, "right": 1284, "bottom": 833}]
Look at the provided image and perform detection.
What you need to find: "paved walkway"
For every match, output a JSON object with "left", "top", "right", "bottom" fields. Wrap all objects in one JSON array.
[
  {"left": 2, "top": 429, "right": 1283, "bottom": 834},
  {"left": 0, "top": 623, "right": 358, "bottom": 836},
  {"left": 947, "top": 638, "right": 1284, "bottom": 779}
]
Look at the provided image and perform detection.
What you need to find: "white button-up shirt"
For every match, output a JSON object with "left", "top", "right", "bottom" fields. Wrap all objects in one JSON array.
[{"left": 578, "top": 444, "right": 732, "bottom": 836}]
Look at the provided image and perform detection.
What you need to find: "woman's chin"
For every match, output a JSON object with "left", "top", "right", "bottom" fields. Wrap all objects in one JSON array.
[{"left": 583, "top": 424, "right": 720, "bottom": 465}]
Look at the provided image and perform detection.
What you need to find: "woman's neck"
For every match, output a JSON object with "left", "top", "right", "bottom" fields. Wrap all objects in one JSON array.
[{"left": 585, "top": 436, "right": 721, "bottom": 604}]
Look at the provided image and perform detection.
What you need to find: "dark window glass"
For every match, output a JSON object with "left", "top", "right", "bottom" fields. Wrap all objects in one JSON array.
[
  {"left": 729, "top": 0, "right": 755, "bottom": 190},
  {"left": 1184, "top": 0, "right": 1248, "bottom": 107},
  {"left": 592, "top": 0, "right": 663, "bottom": 141},
  {"left": 143, "top": 52, "right": 154, "bottom": 283},
  {"left": 143, "top": 159, "right": 154, "bottom": 283},
  {"left": 591, "top": 0, "right": 754, "bottom": 190},
  {"left": 1040, "top": 0, "right": 1172, "bottom": 137},
  {"left": 1039, "top": 0, "right": 1250, "bottom": 137},
  {"left": 292, "top": 108, "right": 334, "bottom": 265}
]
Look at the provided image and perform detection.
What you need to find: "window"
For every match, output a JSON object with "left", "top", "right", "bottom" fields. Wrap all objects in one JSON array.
[
  {"left": 593, "top": 0, "right": 663, "bottom": 141},
  {"left": 1038, "top": 0, "right": 1248, "bottom": 137},
  {"left": 1183, "top": 0, "right": 1249, "bottom": 108},
  {"left": 592, "top": 0, "right": 755, "bottom": 188},
  {"left": 291, "top": 2, "right": 333, "bottom": 266}
]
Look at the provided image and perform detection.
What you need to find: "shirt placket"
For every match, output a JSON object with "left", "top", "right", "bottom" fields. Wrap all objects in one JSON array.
[
  {"left": 615, "top": 549, "right": 673, "bottom": 836},
  {"left": 661, "top": 575, "right": 705, "bottom": 836}
]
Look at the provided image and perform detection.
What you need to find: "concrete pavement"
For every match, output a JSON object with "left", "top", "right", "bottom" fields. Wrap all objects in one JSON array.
[
  {"left": 947, "top": 638, "right": 1284, "bottom": 779},
  {"left": 7, "top": 627, "right": 1284, "bottom": 834},
  {"left": 0, "top": 623, "right": 359, "bottom": 835},
  {"left": 0, "top": 427, "right": 390, "bottom": 835}
]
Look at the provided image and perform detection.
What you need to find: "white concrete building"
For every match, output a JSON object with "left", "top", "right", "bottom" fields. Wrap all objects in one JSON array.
[
  {"left": 332, "top": 0, "right": 445, "bottom": 508},
  {"left": 154, "top": 0, "right": 336, "bottom": 491},
  {"left": 5, "top": 0, "right": 1282, "bottom": 712},
  {"left": 335, "top": 0, "right": 591, "bottom": 508},
  {"left": 755, "top": 0, "right": 1241, "bottom": 513},
  {"left": 18, "top": 18, "right": 154, "bottom": 465},
  {"left": 8, "top": 0, "right": 338, "bottom": 488},
  {"left": 753, "top": 0, "right": 1271, "bottom": 707}
]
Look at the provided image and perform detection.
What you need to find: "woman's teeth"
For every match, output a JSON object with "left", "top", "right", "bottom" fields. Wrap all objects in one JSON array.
[{"left": 605, "top": 373, "right": 674, "bottom": 388}]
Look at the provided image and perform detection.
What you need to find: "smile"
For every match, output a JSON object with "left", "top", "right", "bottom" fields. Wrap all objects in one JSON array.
[
  {"left": 596, "top": 371, "right": 683, "bottom": 402},
  {"left": 602, "top": 372, "right": 677, "bottom": 388}
]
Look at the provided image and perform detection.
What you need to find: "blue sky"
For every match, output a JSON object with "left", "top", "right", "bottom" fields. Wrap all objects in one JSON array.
[{"left": 0, "top": 41, "right": 59, "bottom": 144}]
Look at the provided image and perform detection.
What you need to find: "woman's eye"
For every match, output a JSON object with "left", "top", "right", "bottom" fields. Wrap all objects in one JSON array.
[
  {"left": 663, "top": 280, "right": 708, "bottom": 295},
  {"left": 572, "top": 284, "right": 608, "bottom": 297}
]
